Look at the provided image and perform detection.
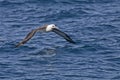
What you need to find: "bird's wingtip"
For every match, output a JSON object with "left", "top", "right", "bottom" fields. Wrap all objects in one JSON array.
[
  {"left": 15, "top": 43, "right": 23, "bottom": 48},
  {"left": 70, "top": 41, "right": 76, "bottom": 44}
]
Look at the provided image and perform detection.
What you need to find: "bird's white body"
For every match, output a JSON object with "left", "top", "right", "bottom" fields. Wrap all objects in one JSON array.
[{"left": 46, "top": 24, "right": 58, "bottom": 32}]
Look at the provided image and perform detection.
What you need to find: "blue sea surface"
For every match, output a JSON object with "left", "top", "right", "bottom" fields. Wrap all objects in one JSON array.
[{"left": 0, "top": 0, "right": 120, "bottom": 80}]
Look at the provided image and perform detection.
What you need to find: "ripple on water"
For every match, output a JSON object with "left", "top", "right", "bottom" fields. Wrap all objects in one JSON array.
[
  {"left": 29, "top": 47, "right": 57, "bottom": 57},
  {"left": 1, "top": 0, "right": 120, "bottom": 80}
]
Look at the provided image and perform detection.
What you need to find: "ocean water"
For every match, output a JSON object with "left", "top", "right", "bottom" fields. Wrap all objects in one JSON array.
[{"left": 0, "top": 0, "right": 120, "bottom": 80}]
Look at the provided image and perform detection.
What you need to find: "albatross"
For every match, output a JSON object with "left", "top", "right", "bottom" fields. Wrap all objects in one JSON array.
[{"left": 16, "top": 24, "right": 75, "bottom": 47}]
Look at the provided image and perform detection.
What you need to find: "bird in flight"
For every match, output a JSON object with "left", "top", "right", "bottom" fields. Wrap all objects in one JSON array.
[{"left": 16, "top": 24, "right": 75, "bottom": 47}]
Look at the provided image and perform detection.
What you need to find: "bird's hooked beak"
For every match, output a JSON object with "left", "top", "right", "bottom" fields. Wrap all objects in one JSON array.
[{"left": 53, "top": 26, "right": 59, "bottom": 30}]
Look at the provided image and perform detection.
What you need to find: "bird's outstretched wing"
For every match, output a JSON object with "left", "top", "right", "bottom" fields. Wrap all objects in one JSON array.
[
  {"left": 16, "top": 26, "right": 46, "bottom": 47},
  {"left": 52, "top": 28, "right": 75, "bottom": 44}
]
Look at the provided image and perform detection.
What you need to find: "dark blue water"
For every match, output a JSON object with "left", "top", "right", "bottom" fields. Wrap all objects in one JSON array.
[{"left": 0, "top": 0, "right": 120, "bottom": 80}]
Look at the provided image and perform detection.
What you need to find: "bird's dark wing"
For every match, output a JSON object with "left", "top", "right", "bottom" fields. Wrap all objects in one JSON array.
[
  {"left": 16, "top": 29, "right": 37, "bottom": 47},
  {"left": 52, "top": 28, "right": 75, "bottom": 44},
  {"left": 16, "top": 26, "right": 46, "bottom": 47}
]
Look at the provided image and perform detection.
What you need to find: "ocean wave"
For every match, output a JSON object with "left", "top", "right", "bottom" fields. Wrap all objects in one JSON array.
[
  {"left": 0, "top": 0, "right": 56, "bottom": 5},
  {"left": 0, "top": 0, "right": 116, "bottom": 5}
]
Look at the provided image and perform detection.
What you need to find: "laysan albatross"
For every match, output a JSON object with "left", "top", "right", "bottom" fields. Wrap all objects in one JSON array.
[{"left": 16, "top": 24, "right": 75, "bottom": 47}]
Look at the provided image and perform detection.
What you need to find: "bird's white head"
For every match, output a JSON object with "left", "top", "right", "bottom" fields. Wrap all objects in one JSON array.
[{"left": 46, "top": 24, "right": 58, "bottom": 32}]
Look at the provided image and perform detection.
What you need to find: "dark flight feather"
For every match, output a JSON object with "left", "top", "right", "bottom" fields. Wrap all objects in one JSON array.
[
  {"left": 52, "top": 28, "right": 75, "bottom": 44},
  {"left": 16, "top": 29, "right": 37, "bottom": 47},
  {"left": 16, "top": 26, "right": 46, "bottom": 47}
]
